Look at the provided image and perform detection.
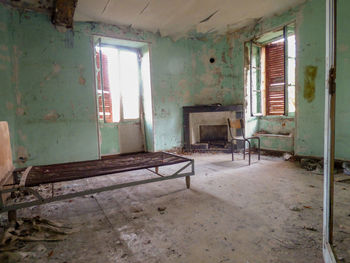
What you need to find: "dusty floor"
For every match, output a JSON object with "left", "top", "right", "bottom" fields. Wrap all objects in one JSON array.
[{"left": 1, "top": 153, "right": 350, "bottom": 263}]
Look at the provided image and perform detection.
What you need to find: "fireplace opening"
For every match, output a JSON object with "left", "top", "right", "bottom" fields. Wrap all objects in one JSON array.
[{"left": 199, "top": 125, "right": 228, "bottom": 149}]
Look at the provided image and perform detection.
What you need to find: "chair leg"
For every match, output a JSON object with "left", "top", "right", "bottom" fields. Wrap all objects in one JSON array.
[
  {"left": 258, "top": 138, "right": 261, "bottom": 160},
  {"left": 248, "top": 141, "right": 251, "bottom": 165},
  {"left": 243, "top": 141, "right": 246, "bottom": 160},
  {"left": 231, "top": 141, "right": 234, "bottom": 161}
]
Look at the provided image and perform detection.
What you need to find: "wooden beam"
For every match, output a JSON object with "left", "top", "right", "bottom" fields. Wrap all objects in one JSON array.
[{"left": 52, "top": 0, "right": 78, "bottom": 28}]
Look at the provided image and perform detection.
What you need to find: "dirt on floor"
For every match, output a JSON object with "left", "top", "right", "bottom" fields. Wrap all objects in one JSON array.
[{"left": 0, "top": 153, "right": 349, "bottom": 263}]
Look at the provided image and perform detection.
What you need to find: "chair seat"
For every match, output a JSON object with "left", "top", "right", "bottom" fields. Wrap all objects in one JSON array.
[{"left": 232, "top": 136, "right": 244, "bottom": 140}]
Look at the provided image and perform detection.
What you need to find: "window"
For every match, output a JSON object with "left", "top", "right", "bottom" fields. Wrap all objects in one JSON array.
[
  {"left": 248, "top": 23, "right": 296, "bottom": 116},
  {"left": 95, "top": 42, "right": 140, "bottom": 123}
]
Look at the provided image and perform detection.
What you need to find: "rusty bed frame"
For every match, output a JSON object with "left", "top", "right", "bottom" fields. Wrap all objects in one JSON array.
[{"left": 0, "top": 152, "right": 194, "bottom": 217}]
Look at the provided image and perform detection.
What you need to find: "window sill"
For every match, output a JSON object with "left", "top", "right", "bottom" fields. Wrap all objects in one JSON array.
[{"left": 256, "top": 115, "right": 295, "bottom": 120}]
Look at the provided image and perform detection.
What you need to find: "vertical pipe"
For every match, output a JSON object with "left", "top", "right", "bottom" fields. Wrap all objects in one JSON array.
[{"left": 323, "top": 0, "right": 336, "bottom": 261}]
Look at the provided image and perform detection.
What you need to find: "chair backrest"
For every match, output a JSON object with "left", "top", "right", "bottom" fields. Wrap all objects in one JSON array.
[
  {"left": 0, "top": 121, "right": 13, "bottom": 186},
  {"left": 227, "top": 118, "right": 245, "bottom": 139}
]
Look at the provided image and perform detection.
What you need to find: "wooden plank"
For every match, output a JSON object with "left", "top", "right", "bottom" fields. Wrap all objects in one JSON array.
[{"left": 0, "top": 122, "right": 13, "bottom": 186}]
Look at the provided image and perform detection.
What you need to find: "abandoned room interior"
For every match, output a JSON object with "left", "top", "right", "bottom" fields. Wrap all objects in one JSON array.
[{"left": 0, "top": 0, "right": 348, "bottom": 262}]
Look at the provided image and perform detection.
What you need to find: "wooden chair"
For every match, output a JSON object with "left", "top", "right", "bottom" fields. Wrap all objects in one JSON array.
[{"left": 227, "top": 118, "right": 260, "bottom": 165}]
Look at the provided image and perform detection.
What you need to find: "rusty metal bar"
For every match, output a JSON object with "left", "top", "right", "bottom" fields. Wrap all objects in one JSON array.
[{"left": 0, "top": 158, "right": 194, "bottom": 213}]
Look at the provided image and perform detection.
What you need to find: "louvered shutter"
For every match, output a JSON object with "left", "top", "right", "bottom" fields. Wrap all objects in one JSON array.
[
  {"left": 95, "top": 51, "right": 113, "bottom": 123},
  {"left": 265, "top": 42, "right": 285, "bottom": 115}
]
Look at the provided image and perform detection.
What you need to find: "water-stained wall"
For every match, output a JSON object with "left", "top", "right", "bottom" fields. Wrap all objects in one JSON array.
[
  {"left": 0, "top": 3, "right": 237, "bottom": 166},
  {"left": 2, "top": 0, "right": 350, "bottom": 166},
  {"left": 229, "top": 0, "right": 350, "bottom": 159}
]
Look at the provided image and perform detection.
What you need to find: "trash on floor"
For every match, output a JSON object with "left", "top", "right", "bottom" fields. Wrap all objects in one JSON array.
[
  {"left": 300, "top": 158, "right": 324, "bottom": 174},
  {"left": 283, "top": 153, "right": 293, "bottom": 161},
  {"left": 0, "top": 216, "right": 73, "bottom": 252},
  {"left": 342, "top": 162, "right": 350, "bottom": 175},
  {"left": 300, "top": 158, "right": 318, "bottom": 171}
]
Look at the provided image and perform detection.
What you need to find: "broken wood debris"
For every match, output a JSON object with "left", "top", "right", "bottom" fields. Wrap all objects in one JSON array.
[{"left": 0, "top": 216, "right": 73, "bottom": 252}]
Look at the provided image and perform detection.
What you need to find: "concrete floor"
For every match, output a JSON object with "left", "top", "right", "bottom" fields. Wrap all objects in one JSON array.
[{"left": 1, "top": 153, "right": 350, "bottom": 262}]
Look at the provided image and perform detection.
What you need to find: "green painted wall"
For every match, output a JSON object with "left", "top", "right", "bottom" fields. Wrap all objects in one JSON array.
[
  {"left": 230, "top": 0, "right": 350, "bottom": 159},
  {"left": 228, "top": 0, "right": 350, "bottom": 159},
  {"left": 0, "top": 3, "right": 237, "bottom": 167},
  {"left": 0, "top": 4, "right": 16, "bottom": 161},
  {"left": 2, "top": 0, "right": 350, "bottom": 166},
  {"left": 333, "top": 0, "right": 350, "bottom": 160},
  {"left": 294, "top": 0, "right": 325, "bottom": 158}
]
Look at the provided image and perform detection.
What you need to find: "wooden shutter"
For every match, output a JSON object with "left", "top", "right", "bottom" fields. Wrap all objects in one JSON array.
[
  {"left": 265, "top": 42, "right": 285, "bottom": 115},
  {"left": 95, "top": 51, "right": 113, "bottom": 123}
]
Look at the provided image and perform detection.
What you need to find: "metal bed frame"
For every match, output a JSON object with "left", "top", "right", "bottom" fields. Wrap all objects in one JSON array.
[{"left": 0, "top": 152, "right": 194, "bottom": 219}]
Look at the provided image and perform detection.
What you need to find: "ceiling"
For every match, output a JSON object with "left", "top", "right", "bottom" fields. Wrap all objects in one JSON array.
[{"left": 74, "top": 0, "right": 306, "bottom": 38}]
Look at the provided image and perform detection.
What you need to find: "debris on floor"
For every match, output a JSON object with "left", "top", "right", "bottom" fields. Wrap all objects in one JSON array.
[
  {"left": 0, "top": 216, "right": 73, "bottom": 253},
  {"left": 157, "top": 206, "right": 167, "bottom": 214},
  {"left": 130, "top": 206, "right": 144, "bottom": 213},
  {"left": 304, "top": 226, "right": 317, "bottom": 232},
  {"left": 300, "top": 158, "right": 324, "bottom": 174},
  {"left": 300, "top": 158, "right": 319, "bottom": 171},
  {"left": 283, "top": 152, "right": 293, "bottom": 161},
  {"left": 342, "top": 162, "right": 350, "bottom": 175},
  {"left": 290, "top": 206, "right": 302, "bottom": 212},
  {"left": 0, "top": 251, "right": 22, "bottom": 263}
]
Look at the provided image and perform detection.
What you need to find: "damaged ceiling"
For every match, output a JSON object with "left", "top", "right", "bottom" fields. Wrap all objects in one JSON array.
[
  {"left": 74, "top": 0, "right": 306, "bottom": 38},
  {"left": 4, "top": 0, "right": 306, "bottom": 38}
]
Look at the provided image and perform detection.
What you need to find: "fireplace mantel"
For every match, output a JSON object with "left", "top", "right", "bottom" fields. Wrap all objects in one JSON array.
[{"left": 183, "top": 104, "right": 243, "bottom": 151}]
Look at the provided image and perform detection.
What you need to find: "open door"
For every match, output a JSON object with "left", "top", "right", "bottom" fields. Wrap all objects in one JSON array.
[{"left": 94, "top": 38, "right": 147, "bottom": 155}]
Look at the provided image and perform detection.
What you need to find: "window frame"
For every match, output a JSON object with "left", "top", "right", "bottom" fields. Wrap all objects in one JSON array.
[
  {"left": 248, "top": 23, "right": 296, "bottom": 117},
  {"left": 95, "top": 39, "right": 142, "bottom": 124}
]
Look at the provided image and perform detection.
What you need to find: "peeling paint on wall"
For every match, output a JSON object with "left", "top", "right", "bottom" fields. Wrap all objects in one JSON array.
[
  {"left": 44, "top": 110, "right": 60, "bottom": 121},
  {"left": 6, "top": 102, "right": 13, "bottom": 110},
  {"left": 16, "top": 107, "right": 25, "bottom": 116},
  {"left": 44, "top": 63, "right": 61, "bottom": 81},
  {"left": 303, "top": 65, "right": 317, "bottom": 103},
  {"left": 78, "top": 65, "right": 86, "bottom": 85}
]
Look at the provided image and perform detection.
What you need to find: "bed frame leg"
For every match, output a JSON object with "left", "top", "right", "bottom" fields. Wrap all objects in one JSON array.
[
  {"left": 186, "top": 176, "right": 191, "bottom": 189},
  {"left": 155, "top": 167, "right": 159, "bottom": 174},
  {"left": 8, "top": 210, "right": 17, "bottom": 225}
]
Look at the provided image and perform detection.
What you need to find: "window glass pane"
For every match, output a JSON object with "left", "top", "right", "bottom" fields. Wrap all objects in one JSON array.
[
  {"left": 288, "top": 85, "right": 296, "bottom": 113},
  {"left": 288, "top": 58, "right": 296, "bottom": 86},
  {"left": 251, "top": 44, "right": 262, "bottom": 115},
  {"left": 287, "top": 34, "right": 296, "bottom": 114},
  {"left": 102, "top": 47, "right": 120, "bottom": 123},
  {"left": 288, "top": 35, "right": 296, "bottom": 58},
  {"left": 120, "top": 50, "right": 140, "bottom": 119}
]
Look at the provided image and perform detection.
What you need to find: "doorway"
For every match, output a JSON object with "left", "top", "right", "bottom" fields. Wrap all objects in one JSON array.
[{"left": 93, "top": 37, "right": 154, "bottom": 155}]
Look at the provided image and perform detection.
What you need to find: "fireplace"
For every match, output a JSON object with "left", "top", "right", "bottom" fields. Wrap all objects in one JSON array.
[
  {"left": 200, "top": 125, "right": 228, "bottom": 148},
  {"left": 183, "top": 105, "right": 243, "bottom": 152}
]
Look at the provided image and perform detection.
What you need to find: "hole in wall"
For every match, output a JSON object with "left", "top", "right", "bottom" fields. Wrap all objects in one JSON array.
[{"left": 209, "top": 57, "right": 215, "bottom": 64}]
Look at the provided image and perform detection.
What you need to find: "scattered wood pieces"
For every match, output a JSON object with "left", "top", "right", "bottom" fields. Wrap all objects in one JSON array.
[
  {"left": 157, "top": 206, "right": 166, "bottom": 212},
  {"left": 304, "top": 226, "right": 317, "bottom": 232},
  {"left": 290, "top": 206, "right": 302, "bottom": 212},
  {"left": 0, "top": 216, "right": 73, "bottom": 252}
]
